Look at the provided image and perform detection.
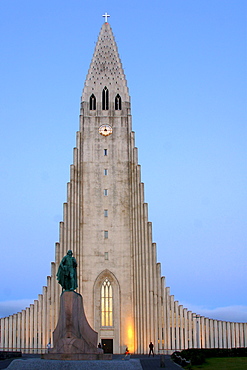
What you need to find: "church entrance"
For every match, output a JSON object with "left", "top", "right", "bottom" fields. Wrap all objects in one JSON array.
[{"left": 102, "top": 339, "right": 113, "bottom": 354}]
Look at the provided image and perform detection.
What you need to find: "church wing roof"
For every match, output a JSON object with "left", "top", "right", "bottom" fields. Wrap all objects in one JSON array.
[{"left": 82, "top": 22, "right": 129, "bottom": 102}]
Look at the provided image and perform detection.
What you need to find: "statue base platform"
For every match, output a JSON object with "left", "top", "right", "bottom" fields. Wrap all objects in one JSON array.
[{"left": 42, "top": 291, "right": 111, "bottom": 360}]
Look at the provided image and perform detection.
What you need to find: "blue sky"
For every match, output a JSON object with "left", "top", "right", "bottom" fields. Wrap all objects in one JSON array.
[{"left": 0, "top": 0, "right": 246, "bottom": 322}]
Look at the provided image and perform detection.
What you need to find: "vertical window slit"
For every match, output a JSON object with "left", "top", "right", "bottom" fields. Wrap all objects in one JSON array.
[
  {"left": 89, "top": 94, "right": 96, "bottom": 110},
  {"left": 102, "top": 87, "right": 109, "bottom": 110},
  {"left": 115, "top": 94, "right": 122, "bottom": 110}
]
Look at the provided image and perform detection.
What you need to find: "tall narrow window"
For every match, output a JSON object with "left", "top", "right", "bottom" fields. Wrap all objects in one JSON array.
[
  {"left": 89, "top": 94, "right": 96, "bottom": 110},
  {"left": 101, "top": 278, "right": 113, "bottom": 327},
  {"left": 115, "top": 94, "right": 122, "bottom": 110},
  {"left": 104, "top": 189, "right": 108, "bottom": 196},
  {"left": 102, "top": 87, "right": 109, "bottom": 110},
  {"left": 104, "top": 209, "right": 108, "bottom": 217},
  {"left": 104, "top": 169, "right": 108, "bottom": 175},
  {"left": 104, "top": 149, "right": 108, "bottom": 156},
  {"left": 104, "top": 230, "right": 108, "bottom": 239}
]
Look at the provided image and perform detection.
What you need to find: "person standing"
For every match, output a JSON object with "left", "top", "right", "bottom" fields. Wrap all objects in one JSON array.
[{"left": 148, "top": 341, "right": 154, "bottom": 357}]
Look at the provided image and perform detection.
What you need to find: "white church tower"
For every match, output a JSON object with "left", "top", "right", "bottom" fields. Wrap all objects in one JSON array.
[
  {"left": 77, "top": 18, "right": 135, "bottom": 353},
  {"left": 1, "top": 17, "right": 247, "bottom": 354}
]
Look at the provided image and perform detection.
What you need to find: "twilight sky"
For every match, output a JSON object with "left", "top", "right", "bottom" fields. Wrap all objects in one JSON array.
[{"left": 0, "top": 0, "right": 246, "bottom": 322}]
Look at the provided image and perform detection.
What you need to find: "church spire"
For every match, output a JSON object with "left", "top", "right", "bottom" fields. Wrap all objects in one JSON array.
[{"left": 81, "top": 21, "right": 129, "bottom": 106}]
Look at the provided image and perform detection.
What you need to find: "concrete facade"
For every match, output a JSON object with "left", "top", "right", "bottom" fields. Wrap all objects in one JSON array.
[{"left": 0, "top": 21, "right": 246, "bottom": 354}]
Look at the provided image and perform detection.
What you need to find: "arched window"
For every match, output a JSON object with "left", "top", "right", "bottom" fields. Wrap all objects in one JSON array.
[
  {"left": 101, "top": 278, "right": 113, "bottom": 326},
  {"left": 89, "top": 94, "right": 96, "bottom": 110},
  {"left": 115, "top": 94, "right": 122, "bottom": 110},
  {"left": 102, "top": 87, "right": 109, "bottom": 110}
]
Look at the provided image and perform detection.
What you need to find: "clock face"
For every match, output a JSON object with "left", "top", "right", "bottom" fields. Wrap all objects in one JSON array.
[{"left": 99, "top": 124, "right": 113, "bottom": 136}]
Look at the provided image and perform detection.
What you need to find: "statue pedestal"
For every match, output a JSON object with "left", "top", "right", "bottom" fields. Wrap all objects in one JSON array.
[{"left": 42, "top": 291, "right": 111, "bottom": 360}]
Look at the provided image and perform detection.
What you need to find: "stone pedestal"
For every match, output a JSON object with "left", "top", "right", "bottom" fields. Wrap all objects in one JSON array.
[{"left": 42, "top": 291, "right": 111, "bottom": 360}]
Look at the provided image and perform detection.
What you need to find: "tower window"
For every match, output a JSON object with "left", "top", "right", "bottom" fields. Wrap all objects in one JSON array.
[
  {"left": 102, "top": 87, "right": 109, "bottom": 110},
  {"left": 104, "top": 252, "right": 109, "bottom": 260},
  {"left": 104, "top": 230, "right": 108, "bottom": 239},
  {"left": 104, "top": 149, "right": 108, "bottom": 156},
  {"left": 104, "top": 169, "right": 108, "bottom": 175},
  {"left": 89, "top": 94, "right": 96, "bottom": 110},
  {"left": 101, "top": 278, "right": 113, "bottom": 327},
  {"left": 104, "top": 209, "right": 108, "bottom": 217},
  {"left": 104, "top": 189, "right": 108, "bottom": 196},
  {"left": 115, "top": 94, "right": 122, "bottom": 110}
]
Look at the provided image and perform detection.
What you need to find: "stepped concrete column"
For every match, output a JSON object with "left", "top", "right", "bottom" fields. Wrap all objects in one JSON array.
[
  {"left": 21, "top": 310, "right": 25, "bottom": 352},
  {"left": 183, "top": 308, "right": 188, "bottom": 350},
  {"left": 12, "top": 315, "right": 17, "bottom": 351},
  {"left": 231, "top": 322, "right": 235, "bottom": 348},
  {"left": 165, "top": 287, "right": 170, "bottom": 352},
  {"left": 55, "top": 243, "right": 60, "bottom": 322},
  {"left": 38, "top": 295, "right": 43, "bottom": 351},
  {"left": 174, "top": 301, "right": 179, "bottom": 350},
  {"left": 152, "top": 247, "right": 158, "bottom": 351},
  {"left": 200, "top": 316, "right": 205, "bottom": 348},
  {"left": 227, "top": 322, "right": 231, "bottom": 348},
  {"left": 218, "top": 321, "right": 223, "bottom": 348},
  {"left": 187, "top": 311, "right": 192, "bottom": 348},
  {"left": 46, "top": 276, "right": 52, "bottom": 346},
  {"left": 235, "top": 323, "right": 240, "bottom": 348},
  {"left": 170, "top": 296, "right": 175, "bottom": 350},
  {"left": 42, "top": 286, "right": 48, "bottom": 351},
  {"left": 222, "top": 321, "right": 227, "bottom": 348},
  {"left": 0, "top": 318, "right": 4, "bottom": 349},
  {"left": 17, "top": 313, "right": 21, "bottom": 351},
  {"left": 156, "top": 264, "right": 162, "bottom": 352},
  {"left": 244, "top": 323, "right": 247, "bottom": 347},
  {"left": 239, "top": 323, "right": 244, "bottom": 347},
  {"left": 4, "top": 317, "right": 9, "bottom": 351},
  {"left": 196, "top": 316, "right": 201, "bottom": 348},
  {"left": 209, "top": 319, "right": 214, "bottom": 348},
  {"left": 192, "top": 314, "right": 197, "bottom": 348},
  {"left": 148, "top": 228, "right": 155, "bottom": 347},
  {"left": 205, "top": 318, "right": 209, "bottom": 348},
  {"left": 214, "top": 320, "right": 218, "bottom": 348},
  {"left": 29, "top": 304, "right": 34, "bottom": 352},
  {"left": 50, "top": 263, "right": 56, "bottom": 335},
  {"left": 25, "top": 308, "right": 30, "bottom": 352},
  {"left": 160, "top": 277, "right": 166, "bottom": 351},
  {"left": 179, "top": 305, "right": 184, "bottom": 350},
  {"left": 136, "top": 179, "right": 141, "bottom": 353},
  {"left": 33, "top": 300, "right": 38, "bottom": 353},
  {"left": 8, "top": 316, "right": 13, "bottom": 351},
  {"left": 141, "top": 192, "right": 150, "bottom": 350}
]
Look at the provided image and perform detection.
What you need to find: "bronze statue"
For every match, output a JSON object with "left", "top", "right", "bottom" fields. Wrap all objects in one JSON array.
[{"left": 57, "top": 250, "right": 78, "bottom": 291}]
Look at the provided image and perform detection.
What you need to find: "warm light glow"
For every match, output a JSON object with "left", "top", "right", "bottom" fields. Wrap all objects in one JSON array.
[
  {"left": 128, "top": 326, "right": 133, "bottom": 340},
  {"left": 125, "top": 320, "right": 135, "bottom": 353}
]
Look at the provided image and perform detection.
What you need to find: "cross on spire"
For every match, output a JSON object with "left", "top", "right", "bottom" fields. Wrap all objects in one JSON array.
[{"left": 102, "top": 12, "right": 110, "bottom": 23}]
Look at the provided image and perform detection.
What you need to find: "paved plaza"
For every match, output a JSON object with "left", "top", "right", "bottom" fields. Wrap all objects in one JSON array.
[{"left": 0, "top": 354, "right": 182, "bottom": 370}]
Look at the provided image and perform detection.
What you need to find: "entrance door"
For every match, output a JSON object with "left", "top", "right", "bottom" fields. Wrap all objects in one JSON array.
[{"left": 102, "top": 339, "right": 113, "bottom": 354}]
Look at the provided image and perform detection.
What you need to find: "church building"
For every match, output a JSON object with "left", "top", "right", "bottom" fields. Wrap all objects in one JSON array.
[{"left": 0, "top": 16, "right": 246, "bottom": 354}]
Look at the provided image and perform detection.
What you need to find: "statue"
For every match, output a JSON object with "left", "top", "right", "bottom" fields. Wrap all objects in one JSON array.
[
  {"left": 57, "top": 250, "right": 78, "bottom": 291},
  {"left": 43, "top": 249, "right": 107, "bottom": 360}
]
